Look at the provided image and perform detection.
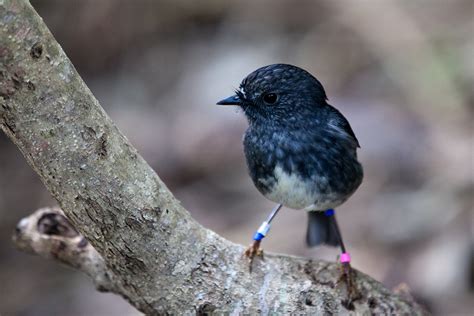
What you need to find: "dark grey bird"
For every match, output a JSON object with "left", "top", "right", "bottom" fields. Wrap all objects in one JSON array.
[{"left": 217, "top": 64, "right": 363, "bottom": 295}]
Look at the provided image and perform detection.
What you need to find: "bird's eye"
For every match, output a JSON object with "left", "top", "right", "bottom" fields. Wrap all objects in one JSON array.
[{"left": 263, "top": 93, "right": 278, "bottom": 105}]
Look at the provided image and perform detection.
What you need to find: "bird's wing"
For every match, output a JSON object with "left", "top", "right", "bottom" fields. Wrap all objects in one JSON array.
[{"left": 326, "top": 104, "right": 360, "bottom": 148}]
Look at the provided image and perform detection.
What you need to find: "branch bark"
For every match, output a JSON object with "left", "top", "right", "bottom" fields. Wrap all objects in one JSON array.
[
  {"left": 13, "top": 207, "right": 115, "bottom": 292},
  {"left": 1, "top": 0, "right": 426, "bottom": 314}
]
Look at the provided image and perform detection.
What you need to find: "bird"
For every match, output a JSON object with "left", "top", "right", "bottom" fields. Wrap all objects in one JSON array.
[{"left": 217, "top": 63, "right": 363, "bottom": 297}]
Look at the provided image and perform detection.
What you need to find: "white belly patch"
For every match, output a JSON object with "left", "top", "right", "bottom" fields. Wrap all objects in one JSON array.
[{"left": 261, "top": 166, "right": 343, "bottom": 210}]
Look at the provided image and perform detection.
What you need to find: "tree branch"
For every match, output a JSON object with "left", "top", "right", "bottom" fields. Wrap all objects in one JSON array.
[
  {"left": 1, "top": 0, "right": 426, "bottom": 314},
  {"left": 13, "top": 207, "right": 115, "bottom": 292}
]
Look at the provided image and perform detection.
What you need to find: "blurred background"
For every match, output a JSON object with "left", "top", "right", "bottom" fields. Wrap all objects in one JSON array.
[{"left": 0, "top": 0, "right": 472, "bottom": 315}]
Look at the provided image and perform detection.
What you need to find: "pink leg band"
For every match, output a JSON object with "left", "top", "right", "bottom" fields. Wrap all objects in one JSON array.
[{"left": 340, "top": 252, "right": 351, "bottom": 263}]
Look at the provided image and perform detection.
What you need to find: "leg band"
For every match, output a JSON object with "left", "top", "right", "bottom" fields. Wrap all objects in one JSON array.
[
  {"left": 253, "top": 221, "right": 271, "bottom": 241},
  {"left": 324, "top": 209, "right": 335, "bottom": 217},
  {"left": 340, "top": 252, "right": 351, "bottom": 263}
]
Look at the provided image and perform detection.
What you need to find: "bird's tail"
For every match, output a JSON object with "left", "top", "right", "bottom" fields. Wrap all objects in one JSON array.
[{"left": 306, "top": 211, "right": 340, "bottom": 247}]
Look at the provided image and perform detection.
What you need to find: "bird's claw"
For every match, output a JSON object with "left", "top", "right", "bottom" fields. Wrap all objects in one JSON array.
[
  {"left": 337, "top": 262, "right": 360, "bottom": 305},
  {"left": 243, "top": 240, "right": 263, "bottom": 271}
]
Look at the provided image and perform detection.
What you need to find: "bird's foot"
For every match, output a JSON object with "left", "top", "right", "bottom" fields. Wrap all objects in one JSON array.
[
  {"left": 243, "top": 240, "right": 263, "bottom": 272},
  {"left": 337, "top": 262, "right": 361, "bottom": 306}
]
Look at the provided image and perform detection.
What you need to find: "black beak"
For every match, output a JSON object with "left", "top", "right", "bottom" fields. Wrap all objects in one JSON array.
[{"left": 217, "top": 94, "right": 242, "bottom": 106}]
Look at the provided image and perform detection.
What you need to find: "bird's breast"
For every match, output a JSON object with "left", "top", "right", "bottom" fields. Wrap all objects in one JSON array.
[
  {"left": 259, "top": 165, "right": 345, "bottom": 210},
  {"left": 243, "top": 127, "right": 361, "bottom": 210}
]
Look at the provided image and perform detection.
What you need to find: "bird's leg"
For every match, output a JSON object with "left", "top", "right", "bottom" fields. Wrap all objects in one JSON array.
[
  {"left": 325, "top": 209, "right": 360, "bottom": 302},
  {"left": 338, "top": 254, "right": 358, "bottom": 303},
  {"left": 244, "top": 204, "right": 282, "bottom": 270}
]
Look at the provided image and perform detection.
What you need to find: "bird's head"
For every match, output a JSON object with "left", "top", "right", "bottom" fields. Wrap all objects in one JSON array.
[{"left": 217, "top": 64, "right": 328, "bottom": 125}]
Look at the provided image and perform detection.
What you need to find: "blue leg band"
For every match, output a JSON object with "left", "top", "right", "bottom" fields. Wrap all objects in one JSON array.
[
  {"left": 324, "top": 209, "right": 335, "bottom": 217},
  {"left": 252, "top": 221, "right": 271, "bottom": 241},
  {"left": 253, "top": 232, "right": 265, "bottom": 241}
]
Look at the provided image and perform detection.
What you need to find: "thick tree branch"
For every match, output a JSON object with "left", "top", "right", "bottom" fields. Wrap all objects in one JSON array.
[{"left": 1, "top": 0, "right": 426, "bottom": 314}]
